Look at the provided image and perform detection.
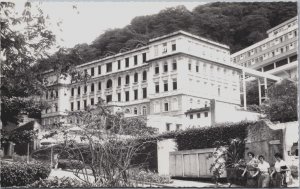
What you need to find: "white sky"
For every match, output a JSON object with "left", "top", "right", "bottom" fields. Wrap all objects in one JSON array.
[{"left": 15, "top": 1, "right": 205, "bottom": 49}]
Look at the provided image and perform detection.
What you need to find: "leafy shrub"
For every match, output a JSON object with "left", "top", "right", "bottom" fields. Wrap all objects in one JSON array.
[
  {"left": 290, "top": 165, "right": 299, "bottom": 178},
  {"left": 1, "top": 161, "right": 51, "bottom": 187},
  {"left": 130, "top": 170, "right": 172, "bottom": 184},
  {"left": 29, "top": 176, "right": 86, "bottom": 188},
  {"left": 58, "top": 159, "right": 84, "bottom": 170},
  {"left": 158, "top": 121, "right": 255, "bottom": 150}
]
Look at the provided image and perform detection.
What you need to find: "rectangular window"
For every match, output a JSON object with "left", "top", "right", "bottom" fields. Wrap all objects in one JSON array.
[
  {"left": 164, "top": 63, "right": 168, "bottom": 72},
  {"left": 190, "top": 114, "right": 193, "bottom": 119},
  {"left": 196, "top": 65, "right": 199, "bottom": 72},
  {"left": 164, "top": 103, "right": 169, "bottom": 111},
  {"left": 176, "top": 124, "right": 181, "bottom": 131},
  {"left": 205, "top": 112, "right": 208, "bottom": 117},
  {"left": 118, "top": 60, "right": 121, "bottom": 70},
  {"left": 155, "top": 66, "right": 159, "bottom": 74},
  {"left": 134, "top": 89, "right": 138, "bottom": 100},
  {"left": 166, "top": 123, "right": 171, "bottom": 131},
  {"left": 106, "top": 62, "right": 112, "bottom": 73},
  {"left": 71, "top": 102, "right": 74, "bottom": 111},
  {"left": 172, "top": 41, "right": 176, "bottom": 51},
  {"left": 197, "top": 113, "right": 201, "bottom": 118},
  {"left": 142, "top": 88, "right": 147, "bottom": 99},
  {"left": 98, "top": 65, "right": 101, "bottom": 75},
  {"left": 77, "top": 87, "right": 81, "bottom": 95},
  {"left": 55, "top": 90, "right": 58, "bottom": 98},
  {"left": 172, "top": 61, "right": 177, "bottom": 70},
  {"left": 84, "top": 69, "right": 87, "bottom": 76},
  {"left": 118, "top": 93, "right": 121, "bottom": 102},
  {"left": 125, "top": 58, "right": 129, "bottom": 67},
  {"left": 106, "top": 95, "right": 112, "bottom": 103},
  {"left": 77, "top": 101, "right": 80, "bottom": 110},
  {"left": 134, "top": 55, "right": 138, "bottom": 65},
  {"left": 91, "top": 98, "right": 94, "bottom": 105},
  {"left": 55, "top": 103, "right": 58, "bottom": 112},
  {"left": 188, "top": 63, "right": 192, "bottom": 71},
  {"left": 91, "top": 67, "right": 94, "bottom": 76},
  {"left": 173, "top": 80, "right": 177, "bottom": 90},
  {"left": 84, "top": 100, "right": 87, "bottom": 109},
  {"left": 91, "top": 83, "right": 94, "bottom": 92},
  {"left": 125, "top": 91, "right": 129, "bottom": 101},
  {"left": 71, "top": 88, "right": 74, "bottom": 96},
  {"left": 155, "top": 83, "right": 159, "bottom": 93},
  {"left": 162, "top": 43, "right": 167, "bottom": 53},
  {"left": 142, "top": 53, "right": 147, "bottom": 63},
  {"left": 164, "top": 82, "right": 168, "bottom": 92},
  {"left": 98, "top": 82, "right": 101, "bottom": 90},
  {"left": 84, "top": 85, "right": 87, "bottom": 94}
]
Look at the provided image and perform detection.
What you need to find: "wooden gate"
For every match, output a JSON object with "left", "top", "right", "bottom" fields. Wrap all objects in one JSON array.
[{"left": 169, "top": 148, "right": 226, "bottom": 178}]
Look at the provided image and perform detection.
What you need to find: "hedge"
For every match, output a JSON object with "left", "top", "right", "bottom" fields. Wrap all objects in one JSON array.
[
  {"left": 1, "top": 161, "right": 51, "bottom": 187},
  {"left": 156, "top": 121, "right": 255, "bottom": 150}
]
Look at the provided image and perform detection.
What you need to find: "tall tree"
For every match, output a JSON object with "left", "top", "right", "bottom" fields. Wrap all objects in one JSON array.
[
  {"left": 1, "top": 2, "right": 56, "bottom": 125},
  {"left": 262, "top": 79, "right": 298, "bottom": 123}
]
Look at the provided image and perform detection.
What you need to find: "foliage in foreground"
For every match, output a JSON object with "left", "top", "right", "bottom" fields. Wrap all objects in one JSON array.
[
  {"left": 1, "top": 161, "right": 51, "bottom": 187},
  {"left": 29, "top": 177, "right": 91, "bottom": 188}
]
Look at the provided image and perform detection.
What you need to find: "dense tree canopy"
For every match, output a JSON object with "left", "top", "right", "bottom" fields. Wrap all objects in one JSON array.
[
  {"left": 35, "top": 2, "right": 297, "bottom": 71},
  {"left": 1, "top": 2, "right": 55, "bottom": 125},
  {"left": 262, "top": 79, "right": 298, "bottom": 123}
]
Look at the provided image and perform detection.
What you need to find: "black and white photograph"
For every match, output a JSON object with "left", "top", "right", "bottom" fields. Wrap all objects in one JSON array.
[{"left": 0, "top": 0, "right": 299, "bottom": 188}]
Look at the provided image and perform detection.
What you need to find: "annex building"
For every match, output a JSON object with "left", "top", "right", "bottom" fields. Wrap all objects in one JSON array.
[
  {"left": 231, "top": 16, "right": 298, "bottom": 80},
  {"left": 41, "top": 31, "right": 280, "bottom": 133}
]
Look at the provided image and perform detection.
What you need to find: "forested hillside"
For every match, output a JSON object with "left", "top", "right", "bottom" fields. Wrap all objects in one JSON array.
[{"left": 35, "top": 2, "right": 297, "bottom": 72}]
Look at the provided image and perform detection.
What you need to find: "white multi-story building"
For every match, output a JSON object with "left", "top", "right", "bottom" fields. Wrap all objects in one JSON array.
[
  {"left": 231, "top": 16, "right": 298, "bottom": 80},
  {"left": 42, "top": 31, "right": 260, "bottom": 133}
]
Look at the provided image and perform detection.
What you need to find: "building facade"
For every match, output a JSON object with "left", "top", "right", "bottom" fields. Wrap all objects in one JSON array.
[
  {"left": 231, "top": 16, "right": 298, "bottom": 80},
  {"left": 42, "top": 31, "right": 257, "bottom": 133}
]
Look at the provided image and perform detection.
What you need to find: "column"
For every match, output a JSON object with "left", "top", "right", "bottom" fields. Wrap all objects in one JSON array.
[
  {"left": 242, "top": 70, "right": 246, "bottom": 110},
  {"left": 258, "top": 78, "right": 262, "bottom": 105}
]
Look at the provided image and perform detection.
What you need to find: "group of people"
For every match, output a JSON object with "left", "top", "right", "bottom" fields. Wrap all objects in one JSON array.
[{"left": 242, "top": 152, "right": 290, "bottom": 188}]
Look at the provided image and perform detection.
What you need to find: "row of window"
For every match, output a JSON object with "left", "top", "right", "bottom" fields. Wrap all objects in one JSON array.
[
  {"left": 166, "top": 123, "right": 182, "bottom": 131},
  {"left": 155, "top": 79, "right": 177, "bottom": 93},
  {"left": 45, "top": 90, "right": 58, "bottom": 99},
  {"left": 256, "top": 54, "right": 298, "bottom": 72},
  {"left": 70, "top": 88, "right": 148, "bottom": 111},
  {"left": 82, "top": 53, "right": 147, "bottom": 77},
  {"left": 271, "top": 20, "right": 297, "bottom": 36},
  {"left": 189, "top": 112, "right": 209, "bottom": 119},
  {"left": 233, "top": 30, "right": 297, "bottom": 63},
  {"left": 241, "top": 42, "right": 297, "bottom": 67},
  {"left": 71, "top": 71, "right": 147, "bottom": 96},
  {"left": 154, "top": 41, "right": 176, "bottom": 56},
  {"left": 124, "top": 106, "right": 147, "bottom": 116},
  {"left": 154, "top": 60, "right": 177, "bottom": 74}
]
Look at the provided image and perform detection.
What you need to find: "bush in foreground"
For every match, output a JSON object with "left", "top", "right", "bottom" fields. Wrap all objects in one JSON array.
[
  {"left": 1, "top": 161, "right": 51, "bottom": 187},
  {"left": 29, "top": 176, "right": 87, "bottom": 188},
  {"left": 57, "top": 159, "right": 84, "bottom": 170}
]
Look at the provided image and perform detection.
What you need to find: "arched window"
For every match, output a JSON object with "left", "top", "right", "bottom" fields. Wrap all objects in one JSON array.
[
  {"left": 106, "top": 79, "right": 112, "bottom": 89},
  {"left": 142, "top": 71, "right": 147, "bottom": 81},
  {"left": 118, "top": 77, "right": 121, "bottom": 86},
  {"left": 125, "top": 108, "right": 130, "bottom": 114},
  {"left": 142, "top": 106, "right": 147, "bottom": 115},
  {"left": 125, "top": 75, "right": 130, "bottom": 84},
  {"left": 134, "top": 73, "right": 138, "bottom": 83},
  {"left": 134, "top": 107, "right": 138, "bottom": 115}
]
